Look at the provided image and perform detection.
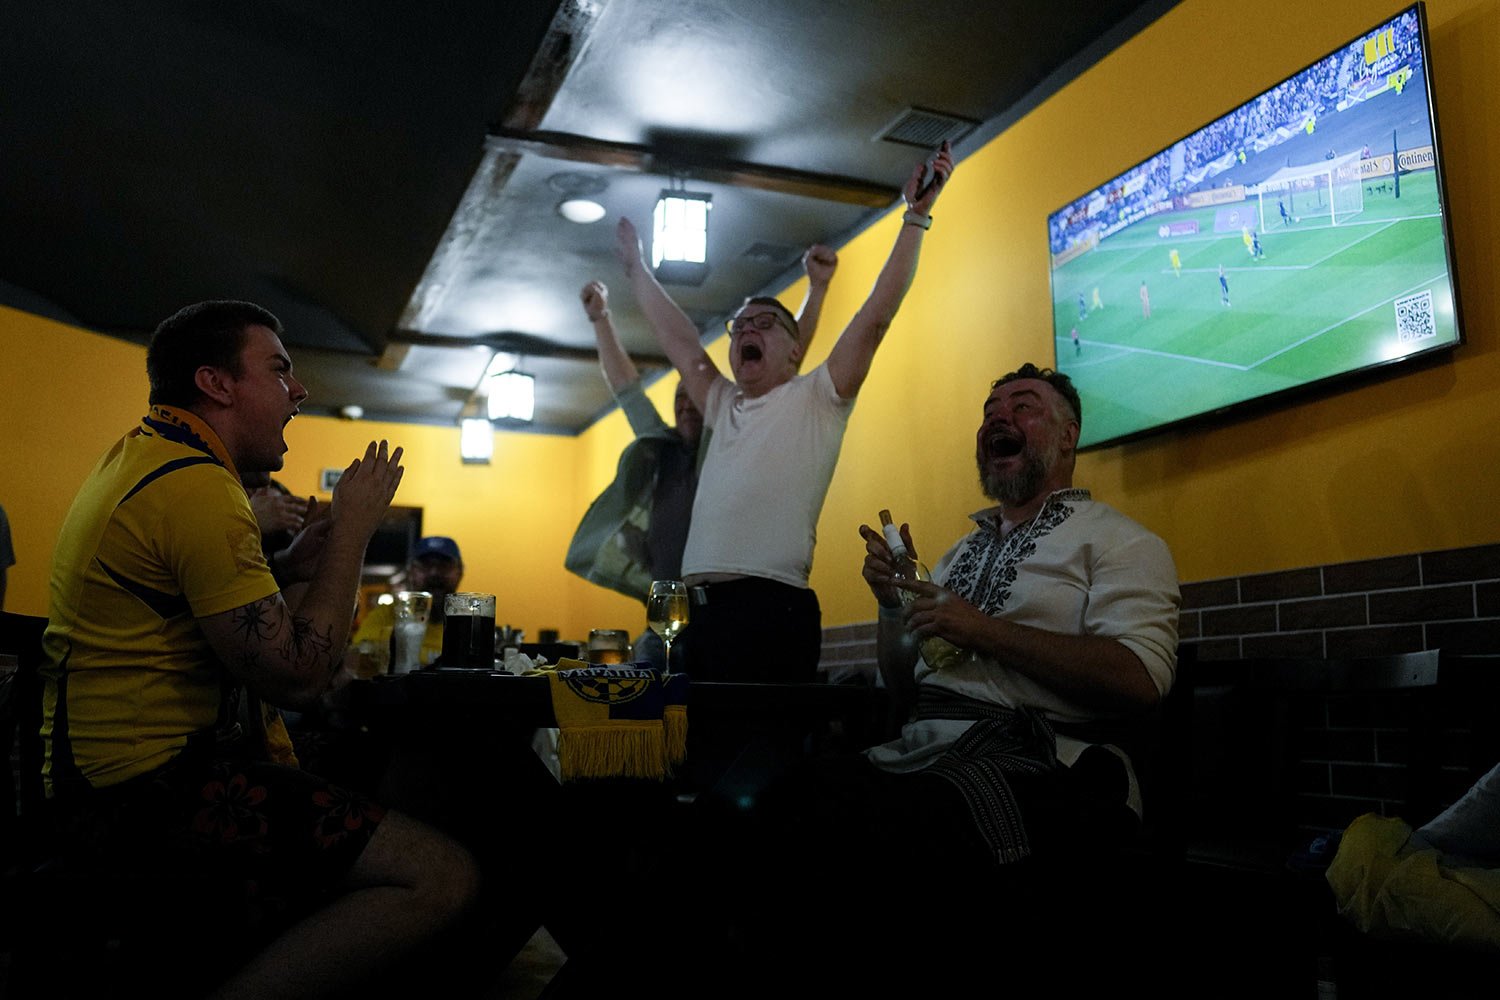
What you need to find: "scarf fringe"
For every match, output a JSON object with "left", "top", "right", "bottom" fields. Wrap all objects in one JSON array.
[
  {"left": 558, "top": 722, "right": 669, "bottom": 781},
  {"left": 664, "top": 703, "right": 688, "bottom": 765}
]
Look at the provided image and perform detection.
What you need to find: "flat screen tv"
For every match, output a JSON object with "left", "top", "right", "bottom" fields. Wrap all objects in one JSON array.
[{"left": 1047, "top": 3, "right": 1463, "bottom": 450}]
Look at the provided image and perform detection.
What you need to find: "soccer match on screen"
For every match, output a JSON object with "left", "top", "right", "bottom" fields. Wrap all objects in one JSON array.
[{"left": 1048, "top": 5, "right": 1462, "bottom": 450}]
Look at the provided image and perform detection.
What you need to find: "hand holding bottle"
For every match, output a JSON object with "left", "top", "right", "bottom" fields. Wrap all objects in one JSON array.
[
  {"left": 872, "top": 510, "right": 965, "bottom": 671},
  {"left": 859, "top": 518, "right": 914, "bottom": 609}
]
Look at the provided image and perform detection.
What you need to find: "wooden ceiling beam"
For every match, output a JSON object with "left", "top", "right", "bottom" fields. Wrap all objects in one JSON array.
[
  {"left": 485, "top": 128, "right": 902, "bottom": 209},
  {"left": 388, "top": 328, "right": 672, "bottom": 370}
]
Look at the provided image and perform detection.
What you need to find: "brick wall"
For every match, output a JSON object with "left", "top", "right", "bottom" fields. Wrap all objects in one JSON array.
[
  {"left": 819, "top": 622, "right": 879, "bottom": 686},
  {"left": 1180, "top": 542, "right": 1500, "bottom": 661}
]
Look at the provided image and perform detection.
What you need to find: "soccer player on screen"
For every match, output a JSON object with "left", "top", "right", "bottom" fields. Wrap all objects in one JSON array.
[
  {"left": 1219, "top": 265, "right": 1231, "bottom": 308},
  {"left": 1169, "top": 249, "right": 1181, "bottom": 277},
  {"left": 1077, "top": 292, "right": 1087, "bottom": 323},
  {"left": 1139, "top": 281, "right": 1151, "bottom": 318}
]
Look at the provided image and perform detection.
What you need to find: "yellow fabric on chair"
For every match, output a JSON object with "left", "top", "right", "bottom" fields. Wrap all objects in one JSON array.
[
  {"left": 1327, "top": 813, "right": 1500, "bottom": 953},
  {"left": 546, "top": 660, "right": 688, "bottom": 781}
]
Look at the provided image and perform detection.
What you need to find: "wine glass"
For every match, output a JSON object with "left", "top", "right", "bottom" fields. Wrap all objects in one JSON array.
[{"left": 645, "top": 580, "right": 690, "bottom": 676}]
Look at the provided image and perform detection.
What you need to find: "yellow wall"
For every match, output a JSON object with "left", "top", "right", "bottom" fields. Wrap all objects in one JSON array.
[
  {"left": 4, "top": 0, "right": 1497, "bottom": 641},
  {"left": 0, "top": 307, "right": 600, "bottom": 642}
]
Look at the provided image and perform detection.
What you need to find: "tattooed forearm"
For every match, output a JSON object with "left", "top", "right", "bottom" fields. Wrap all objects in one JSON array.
[
  {"left": 231, "top": 598, "right": 279, "bottom": 644},
  {"left": 211, "top": 591, "right": 355, "bottom": 706},
  {"left": 279, "top": 615, "right": 338, "bottom": 678}
]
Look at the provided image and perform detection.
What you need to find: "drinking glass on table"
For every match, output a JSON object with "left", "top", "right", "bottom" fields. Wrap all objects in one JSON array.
[
  {"left": 587, "top": 628, "right": 632, "bottom": 665},
  {"left": 391, "top": 590, "right": 432, "bottom": 674},
  {"left": 645, "top": 580, "right": 689, "bottom": 677},
  {"left": 442, "top": 592, "right": 497, "bottom": 669}
]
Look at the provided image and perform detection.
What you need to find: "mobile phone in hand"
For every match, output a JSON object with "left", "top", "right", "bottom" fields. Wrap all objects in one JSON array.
[{"left": 915, "top": 159, "right": 939, "bottom": 201}]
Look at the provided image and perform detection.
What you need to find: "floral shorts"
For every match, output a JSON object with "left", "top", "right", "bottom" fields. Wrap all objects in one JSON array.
[{"left": 50, "top": 756, "right": 387, "bottom": 939}]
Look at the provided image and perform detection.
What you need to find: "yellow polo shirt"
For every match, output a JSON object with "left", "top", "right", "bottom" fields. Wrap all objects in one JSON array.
[{"left": 42, "top": 405, "right": 280, "bottom": 793}]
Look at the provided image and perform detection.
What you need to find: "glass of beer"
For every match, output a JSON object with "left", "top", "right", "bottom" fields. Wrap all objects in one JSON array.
[
  {"left": 391, "top": 591, "right": 432, "bottom": 674},
  {"left": 645, "top": 580, "right": 689, "bottom": 677},
  {"left": 587, "top": 628, "right": 632, "bottom": 665},
  {"left": 442, "top": 592, "right": 496, "bottom": 669}
]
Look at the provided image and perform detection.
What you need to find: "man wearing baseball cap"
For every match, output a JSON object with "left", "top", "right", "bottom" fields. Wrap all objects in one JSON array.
[{"left": 348, "top": 535, "right": 465, "bottom": 668}]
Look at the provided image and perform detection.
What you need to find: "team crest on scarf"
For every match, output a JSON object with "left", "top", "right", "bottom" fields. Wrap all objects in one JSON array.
[{"left": 558, "top": 665, "right": 658, "bottom": 705}]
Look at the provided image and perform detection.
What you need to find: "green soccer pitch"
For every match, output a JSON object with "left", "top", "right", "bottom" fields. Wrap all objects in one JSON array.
[{"left": 1052, "top": 170, "right": 1458, "bottom": 449}]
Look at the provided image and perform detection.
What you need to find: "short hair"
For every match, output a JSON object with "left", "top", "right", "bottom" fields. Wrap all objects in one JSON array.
[
  {"left": 146, "top": 300, "right": 283, "bottom": 408},
  {"left": 739, "top": 296, "right": 800, "bottom": 344},
  {"left": 993, "top": 363, "right": 1082, "bottom": 426}
]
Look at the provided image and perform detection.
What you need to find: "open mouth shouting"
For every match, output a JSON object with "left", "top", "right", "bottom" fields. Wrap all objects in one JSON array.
[{"left": 983, "top": 428, "right": 1024, "bottom": 461}]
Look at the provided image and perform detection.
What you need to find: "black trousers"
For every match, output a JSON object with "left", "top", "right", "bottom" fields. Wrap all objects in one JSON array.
[{"left": 678, "top": 577, "right": 821, "bottom": 682}]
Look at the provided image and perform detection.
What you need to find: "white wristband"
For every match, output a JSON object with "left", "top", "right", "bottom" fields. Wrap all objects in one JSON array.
[{"left": 902, "top": 210, "right": 932, "bottom": 230}]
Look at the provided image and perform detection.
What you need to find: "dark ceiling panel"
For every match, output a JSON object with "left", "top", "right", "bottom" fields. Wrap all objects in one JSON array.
[{"left": 0, "top": 0, "right": 1174, "bottom": 432}]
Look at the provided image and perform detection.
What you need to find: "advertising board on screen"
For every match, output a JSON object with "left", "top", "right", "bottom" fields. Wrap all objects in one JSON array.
[{"left": 1047, "top": 3, "right": 1463, "bottom": 450}]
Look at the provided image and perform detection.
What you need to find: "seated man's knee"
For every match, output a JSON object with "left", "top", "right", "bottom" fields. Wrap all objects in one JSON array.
[{"left": 354, "top": 810, "right": 482, "bottom": 926}]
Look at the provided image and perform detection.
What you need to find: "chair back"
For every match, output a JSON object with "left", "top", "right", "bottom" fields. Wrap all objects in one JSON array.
[
  {"left": 1130, "top": 642, "right": 1196, "bottom": 861},
  {"left": 1, "top": 612, "right": 48, "bottom": 859},
  {"left": 1187, "top": 648, "right": 1445, "bottom": 864}
]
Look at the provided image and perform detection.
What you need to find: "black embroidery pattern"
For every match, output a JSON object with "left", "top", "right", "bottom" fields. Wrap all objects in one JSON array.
[{"left": 944, "top": 489, "right": 1089, "bottom": 615}]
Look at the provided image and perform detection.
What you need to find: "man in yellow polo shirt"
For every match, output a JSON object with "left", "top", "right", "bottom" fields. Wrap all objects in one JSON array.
[{"left": 40, "top": 300, "right": 479, "bottom": 994}]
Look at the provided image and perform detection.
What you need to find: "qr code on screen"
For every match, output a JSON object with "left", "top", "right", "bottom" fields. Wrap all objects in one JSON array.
[{"left": 1394, "top": 289, "right": 1436, "bottom": 343}]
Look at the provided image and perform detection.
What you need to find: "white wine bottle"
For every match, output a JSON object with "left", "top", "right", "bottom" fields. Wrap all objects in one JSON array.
[{"left": 879, "top": 509, "right": 965, "bottom": 671}]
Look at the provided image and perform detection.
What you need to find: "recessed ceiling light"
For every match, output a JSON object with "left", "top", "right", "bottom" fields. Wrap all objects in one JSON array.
[
  {"left": 557, "top": 198, "right": 606, "bottom": 224},
  {"left": 339, "top": 404, "right": 364, "bottom": 420}
]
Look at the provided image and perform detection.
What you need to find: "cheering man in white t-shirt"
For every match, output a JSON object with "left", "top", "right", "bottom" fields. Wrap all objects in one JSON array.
[{"left": 612, "top": 142, "right": 954, "bottom": 681}]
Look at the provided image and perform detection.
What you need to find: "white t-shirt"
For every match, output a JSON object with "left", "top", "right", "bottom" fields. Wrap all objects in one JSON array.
[
  {"left": 866, "top": 490, "right": 1181, "bottom": 812},
  {"left": 681, "top": 365, "right": 853, "bottom": 588}
]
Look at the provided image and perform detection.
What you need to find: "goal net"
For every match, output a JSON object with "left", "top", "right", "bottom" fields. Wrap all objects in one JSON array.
[{"left": 1256, "top": 151, "right": 1365, "bottom": 228}]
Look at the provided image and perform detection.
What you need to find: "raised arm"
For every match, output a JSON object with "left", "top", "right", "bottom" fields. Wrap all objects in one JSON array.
[
  {"left": 825, "top": 141, "right": 955, "bottom": 399},
  {"left": 613, "top": 217, "right": 720, "bottom": 412},
  {"left": 200, "top": 440, "right": 404, "bottom": 708},
  {"left": 581, "top": 280, "right": 639, "bottom": 392},
  {"left": 793, "top": 245, "right": 839, "bottom": 357}
]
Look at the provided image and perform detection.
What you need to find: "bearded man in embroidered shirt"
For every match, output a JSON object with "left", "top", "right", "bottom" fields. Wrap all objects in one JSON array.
[
  {"left": 675, "top": 363, "right": 1181, "bottom": 996},
  {"left": 860, "top": 362, "right": 1179, "bottom": 861}
]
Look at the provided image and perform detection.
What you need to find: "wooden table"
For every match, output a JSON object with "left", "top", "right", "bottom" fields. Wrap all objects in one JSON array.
[{"left": 346, "top": 667, "right": 889, "bottom": 747}]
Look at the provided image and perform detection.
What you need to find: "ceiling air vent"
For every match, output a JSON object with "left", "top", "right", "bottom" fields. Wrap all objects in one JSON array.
[
  {"left": 740, "top": 241, "right": 800, "bottom": 265},
  {"left": 875, "top": 108, "right": 978, "bottom": 149}
]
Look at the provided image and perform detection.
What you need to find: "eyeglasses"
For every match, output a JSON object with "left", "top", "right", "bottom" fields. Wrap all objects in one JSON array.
[{"left": 725, "top": 311, "right": 792, "bottom": 337}]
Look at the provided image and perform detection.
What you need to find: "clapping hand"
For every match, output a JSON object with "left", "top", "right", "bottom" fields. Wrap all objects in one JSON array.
[
  {"left": 275, "top": 497, "right": 331, "bottom": 584},
  {"left": 249, "top": 487, "right": 307, "bottom": 536},
  {"left": 331, "top": 440, "right": 405, "bottom": 540}
]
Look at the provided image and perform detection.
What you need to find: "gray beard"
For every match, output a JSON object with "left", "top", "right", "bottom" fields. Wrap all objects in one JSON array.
[{"left": 979, "top": 443, "right": 1054, "bottom": 507}]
